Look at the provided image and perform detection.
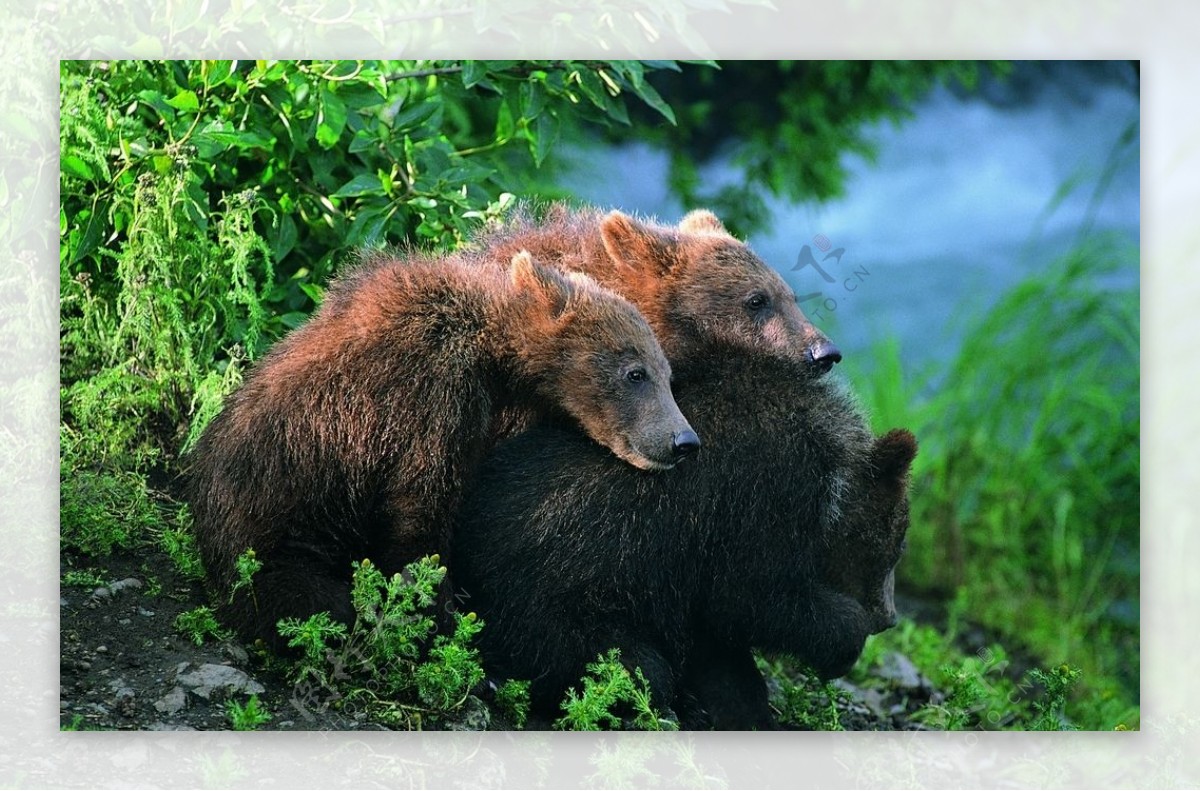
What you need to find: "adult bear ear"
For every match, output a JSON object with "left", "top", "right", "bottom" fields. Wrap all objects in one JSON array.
[
  {"left": 510, "top": 250, "right": 573, "bottom": 319},
  {"left": 871, "top": 429, "right": 918, "bottom": 486},
  {"left": 600, "top": 211, "right": 676, "bottom": 277},
  {"left": 678, "top": 209, "right": 729, "bottom": 236}
]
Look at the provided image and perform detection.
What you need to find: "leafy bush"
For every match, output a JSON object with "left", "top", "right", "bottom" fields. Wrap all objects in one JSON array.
[
  {"left": 555, "top": 648, "right": 678, "bottom": 731},
  {"left": 59, "top": 59, "right": 703, "bottom": 473},
  {"left": 60, "top": 466, "right": 164, "bottom": 555},
  {"left": 277, "top": 556, "right": 485, "bottom": 728}
]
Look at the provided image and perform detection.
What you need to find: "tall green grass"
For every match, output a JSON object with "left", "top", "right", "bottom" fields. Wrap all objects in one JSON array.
[{"left": 846, "top": 232, "right": 1139, "bottom": 724}]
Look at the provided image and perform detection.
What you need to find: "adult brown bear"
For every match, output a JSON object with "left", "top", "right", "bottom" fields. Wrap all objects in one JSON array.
[
  {"left": 186, "top": 250, "right": 697, "bottom": 650},
  {"left": 453, "top": 349, "right": 915, "bottom": 729}
]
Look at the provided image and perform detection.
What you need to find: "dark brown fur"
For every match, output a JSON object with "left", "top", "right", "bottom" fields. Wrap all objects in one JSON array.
[{"left": 186, "top": 249, "right": 694, "bottom": 649}]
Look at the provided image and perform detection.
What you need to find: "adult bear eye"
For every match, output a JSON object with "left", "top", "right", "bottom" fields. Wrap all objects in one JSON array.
[
  {"left": 626, "top": 368, "right": 648, "bottom": 383},
  {"left": 746, "top": 293, "right": 769, "bottom": 311}
]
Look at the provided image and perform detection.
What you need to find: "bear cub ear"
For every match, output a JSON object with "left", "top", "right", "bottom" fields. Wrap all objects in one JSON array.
[
  {"left": 510, "top": 250, "right": 574, "bottom": 319},
  {"left": 871, "top": 429, "right": 918, "bottom": 484},
  {"left": 600, "top": 211, "right": 674, "bottom": 277},
  {"left": 678, "top": 209, "right": 729, "bottom": 236}
]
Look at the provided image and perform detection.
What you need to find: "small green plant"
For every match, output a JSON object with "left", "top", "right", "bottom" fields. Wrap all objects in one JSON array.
[
  {"left": 61, "top": 569, "right": 107, "bottom": 588},
  {"left": 495, "top": 679, "right": 532, "bottom": 729},
  {"left": 276, "top": 556, "right": 486, "bottom": 728},
  {"left": 174, "top": 605, "right": 230, "bottom": 645},
  {"left": 229, "top": 548, "right": 262, "bottom": 604},
  {"left": 276, "top": 611, "right": 349, "bottom": 670},
  {"left": 61, "top": 714, "right": 88, "bottom": 731},
  {"left": 226, "top": 694, "right": 272, "bottom": 731},
  {"left": 159, "top": 520, "right": 205, "bottom": 580},
  {"left": 554, "top": 648, "right": 678, "bottom": 731},
  {"left": 1027, "top": 664, "right": 1083, "bottom": 731},
  {"left": 60, "top": 467, "right": 164, "bottom": 556},
  {"left": 762, "top": 657, "right": 848, "bottom": 731}
]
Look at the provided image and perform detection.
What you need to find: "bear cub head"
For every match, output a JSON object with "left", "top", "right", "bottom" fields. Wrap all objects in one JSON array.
[
  {"left": 508, "top": 250, "right": 700, "bottom": 470},
  {"left": 599, "top": 209, "right": 842, "bottom": 374}
]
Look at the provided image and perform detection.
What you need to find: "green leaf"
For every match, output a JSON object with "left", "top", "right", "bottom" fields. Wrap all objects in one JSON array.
[
  {"left": 195, "top": 121, "right": 273, "bottom": 153},
  {"left": 61, "top": 155, "right": 95, "bottom": 181},
  {"left": 203, "top": 60, "right": 234, "bottom": 88},
  {"left": 530, "top": 111, "right": 559, "bottom": 167},
  {"left": 347, "top": 206, "right": 389, "bottom": 247},
  {"left": 349, "top": 129, "right": 381, "bottom": 154},
  {"left": 631, "top": 80, "right": 676, "bottom": 125},
  {"left": 331, "top": 173, "right": 383, "bottom": 198},
  {"left": 519, "top": 81, "right": 545, "bottom": 120},
  {"left": 461, "top": 61, "right": 488, "bottom": 89},
  {"left": 574, "top": 70, "right": 608, "bottom": 110},
  {"left": 269, "top": 214, "right": 298, "bottom": 264},
  {"left": 316, "top": 88, "right": 348, "bottom": 149},
  {"left": 165, "top": 90, "right": 200, "bottom": 113},
  {"left": 279, "top": 311, "right": 309, "bottom": 329},
  {"left": 68, "top": 198, "right": 109, "bottom": 266},
  {"left": 391, "top": 100, "right": 440, "bottom": 132},
  {"left": 299, "top": 282, "right": 325, "bottom": 305}
]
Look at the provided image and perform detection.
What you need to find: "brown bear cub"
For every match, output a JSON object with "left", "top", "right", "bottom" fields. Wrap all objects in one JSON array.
[
  {"left": 186, "top": 249, "right": 697, "bottom": 650},
  {"left": 453, "top": 348, "right": 915, "bottom": 729},
  {"left": 470, "top": 205, "right": 843, "bottom": 375}
]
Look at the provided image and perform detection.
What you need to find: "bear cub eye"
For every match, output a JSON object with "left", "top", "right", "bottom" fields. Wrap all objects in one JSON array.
[
  {"left": 745, "top": 293, "right": 770, "bottom": 311},
  {"left": 625, "top": 368, "right": 648, "bottom": 383}
]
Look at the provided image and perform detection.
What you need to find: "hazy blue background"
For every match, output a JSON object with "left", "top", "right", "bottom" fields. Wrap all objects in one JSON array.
[{"left": 559, "top": 62, "right": 1140, "bottom": 372}]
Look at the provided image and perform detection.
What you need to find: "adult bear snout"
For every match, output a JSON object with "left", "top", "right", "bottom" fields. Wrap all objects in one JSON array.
[{"left": 672, "top": 428, "right": 702, "bottom": 459}]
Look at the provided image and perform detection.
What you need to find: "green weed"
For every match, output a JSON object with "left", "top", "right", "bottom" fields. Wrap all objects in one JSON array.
[
  {"left": 761, "top": 657, "right": 849, "bottom": 731},
  {"left": 61, "top": 569, "right": 107, "bottom": 588},
  {"left": 60, "top": 467, "right": 164, "bottom": 555},
  {"left": 554, "top": 648, "right": 678, "bottom": 731},
  {"left": 494, "top": 679, "right": 532, "bottom": 729},
  {"left": 226, "top": 694, "right": 272, "bottom": 731},
  {"left": 229, "top": 548, "right": 262, "bottom": 605},
  {"left": 175, "top": 605, "right": 230, "bottom": 645},
  {"left": 158, "top": 516, "right": 205, "bottom": 580}
]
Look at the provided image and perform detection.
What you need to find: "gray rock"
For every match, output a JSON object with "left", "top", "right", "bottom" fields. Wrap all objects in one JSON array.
[
  {"left": 111, "top": 686, "right": 137, "bottom": 718},
  {"left": 88, "top": 578, "right": 143, "bottom": 606},
  {"left": 877, "top": 651, "right": 930, "bottom": 691},
  {"left": 108, "top": 578, "right": 143, "bottom": 595},
  {"left": 835, "top": 678, "right": 889, "bottom": 719},
  {"left": 222, "top": 642, "right": 249, "bottom": 666},
  {"left": 445, "top": 695, "right": 491, "bottom": 731},
  {"left": 154, "top": 686, "right": 187, "bottom": 715},
  {"left": 175, "top": 662, "right": 265, "bottom": 700}
]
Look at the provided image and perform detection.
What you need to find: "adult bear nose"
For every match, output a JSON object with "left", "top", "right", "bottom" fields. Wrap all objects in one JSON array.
[
  {"left": 672, "top": 429, "right": 702, "bottom": 458},
  {"left": 809, "top": 340, "right": 843, "bottom": 373}
]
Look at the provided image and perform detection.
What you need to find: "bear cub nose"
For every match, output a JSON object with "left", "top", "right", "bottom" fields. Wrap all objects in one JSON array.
[
  {"left": 809, "top": 341, "right": 843, "bottom": 373},
  {"left": 672, "top": 429, "right": 702, "bottom": 458}
]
